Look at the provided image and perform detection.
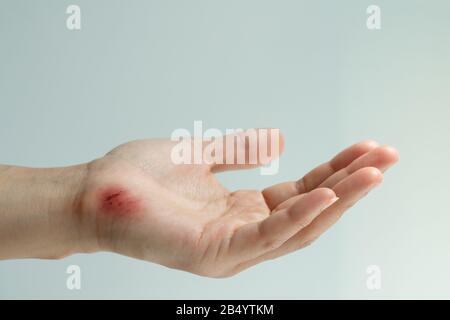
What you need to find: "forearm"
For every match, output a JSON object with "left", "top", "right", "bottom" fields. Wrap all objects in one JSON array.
[{"left": 0, "top": 164, "right": 91, "bottom": 259}]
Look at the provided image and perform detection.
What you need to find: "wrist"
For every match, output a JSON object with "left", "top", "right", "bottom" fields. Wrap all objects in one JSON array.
[{"left": 0, "top": 164, "right": 93, "bottom": 259}]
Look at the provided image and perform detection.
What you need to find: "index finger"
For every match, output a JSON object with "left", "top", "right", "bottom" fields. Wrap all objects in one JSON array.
[{"left": 262, "top": 140, "right": 379, "bottom": 209}]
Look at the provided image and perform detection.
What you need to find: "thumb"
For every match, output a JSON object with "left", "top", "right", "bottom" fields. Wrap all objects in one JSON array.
[{"left": 208, "top": 128, "right": 285, "bottom": 173}]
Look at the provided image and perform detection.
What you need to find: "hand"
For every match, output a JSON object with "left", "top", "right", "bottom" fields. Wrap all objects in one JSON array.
[
  {"left": 0, "top": 131, "right": 398, "bottom": 277},
  {"left": 75, "top": 131, "right": 398, "bottom": 277}
]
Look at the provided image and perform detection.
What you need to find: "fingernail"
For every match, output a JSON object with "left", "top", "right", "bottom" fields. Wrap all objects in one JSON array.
[{"left": 322, "top": 196, "right": 339, "bottom": 211}]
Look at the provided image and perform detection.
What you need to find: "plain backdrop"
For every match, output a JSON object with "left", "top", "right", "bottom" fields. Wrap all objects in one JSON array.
[{"left": 0, "top": 0, "right": 449, "bottom": 299}]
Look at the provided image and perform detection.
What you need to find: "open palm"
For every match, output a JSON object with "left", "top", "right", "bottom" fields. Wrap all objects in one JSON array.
[{"left": 80, "top": 132, "right": 398, "bottom": 277}]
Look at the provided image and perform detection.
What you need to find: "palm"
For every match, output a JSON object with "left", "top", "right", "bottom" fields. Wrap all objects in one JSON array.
[{"left": 83, "top": 135, "right": 398, "bottom": 277}]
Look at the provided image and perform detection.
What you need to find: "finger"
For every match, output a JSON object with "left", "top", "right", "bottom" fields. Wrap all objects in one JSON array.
[
  {"left": 300, "top": 167, "right": 383, "bottom": 242},
  {"left": 228, "top": 188, "right": 338, "bottom": 261},
  {"left": 272, "top": 145, "right": 396, "bottom": 212},
  {"left": 232, "top": 167, "right": 382, "bottom": 273},
  {"left": 209, "top": 128, "right": 284, "bottom": 173},
  {"left": 318, "top": 146, "right": 399, "bottom": 189},
  {"left": 262, "top": 140, "right": 379, "bottom": 209},
  {"left": 273, "top": 194, "right": 306, "bottom": 212}
]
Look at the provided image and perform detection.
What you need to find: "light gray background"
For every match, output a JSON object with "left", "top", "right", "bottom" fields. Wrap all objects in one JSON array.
[{"left": 0, "top": 0, "right": 449, "bottom": 299}]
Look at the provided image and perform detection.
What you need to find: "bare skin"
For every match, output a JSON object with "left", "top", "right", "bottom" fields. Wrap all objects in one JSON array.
[{"left": 0, "top": 132, "right": 398, "bottom": 277}]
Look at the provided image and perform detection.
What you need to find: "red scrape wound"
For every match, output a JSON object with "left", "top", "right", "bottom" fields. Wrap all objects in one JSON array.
[{"left": 97, "top": 186, "right": 143, "bottom": 217}]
